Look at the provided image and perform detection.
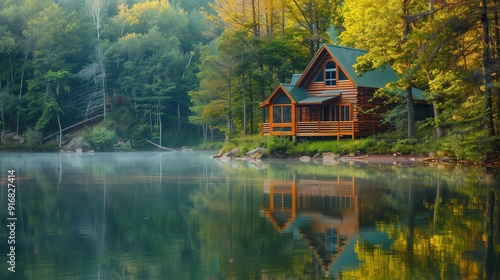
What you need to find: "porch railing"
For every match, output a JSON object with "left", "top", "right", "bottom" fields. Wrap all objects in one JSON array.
[
  {"left": 297, "top": 121, "right": 354, "bottom": 137},
  {"left": 262, "top": 123, "right": 270, "bottom": 134},
  {"left": 261, "top": 121, "right": 354, "bottom": 138}
]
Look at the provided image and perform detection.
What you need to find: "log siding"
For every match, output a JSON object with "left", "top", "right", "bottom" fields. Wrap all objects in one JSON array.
[{"left": 260, "top": 44, "right": 431, "bottom": 139}]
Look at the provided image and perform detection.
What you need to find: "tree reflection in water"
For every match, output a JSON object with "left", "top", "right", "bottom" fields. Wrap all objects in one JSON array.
[{"left": 0, "top": 152, "right": 498, "bottom": 279}]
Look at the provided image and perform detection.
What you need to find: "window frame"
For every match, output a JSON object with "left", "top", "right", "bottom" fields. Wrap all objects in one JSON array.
[
  {"left": 325, "top": 61, "right": 337, "bottom": 86},
  {"left": 314, "top": 60, "right": 349, "bottom": 87},
  {"left": 272, "top": 105, "right": 292, "bottom": 123},
  {"left": 323, "top": 105, "right": 352, "bottom": 121}
]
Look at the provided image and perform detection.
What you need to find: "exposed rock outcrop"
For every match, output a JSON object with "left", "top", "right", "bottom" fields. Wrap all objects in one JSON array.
[{"left": 65, "top": 136, "right": 84, "bottom": 152}]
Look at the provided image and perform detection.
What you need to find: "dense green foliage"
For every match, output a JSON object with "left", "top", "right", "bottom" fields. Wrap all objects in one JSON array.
[
  {"left": 0, "top": 0, "right": 498, "bottom": 161},
  {"left": 83, "top": 124, "right": 118, "bottom": 150},
  {"left": 0, "top": 0, "right": 218, "bottom": 149},
  {"left": 224, "top": 131, "right": 499, "bottom": 163}
]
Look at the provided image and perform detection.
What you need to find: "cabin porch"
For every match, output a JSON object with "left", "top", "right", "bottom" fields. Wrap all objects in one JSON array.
[{"left": 261, "top": 121, "right": 355, "bottom": 139}]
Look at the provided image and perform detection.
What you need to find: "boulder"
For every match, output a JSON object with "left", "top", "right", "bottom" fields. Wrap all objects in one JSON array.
[
  {"left": 322, "top": 152, "right": 340, "bottom": 165},
  {"left": 116, "top": 140, "right": 132, "bottom": 150},
  {"left": 5, "top": 132, "right": 16, "bottom": 139},
  {"left": 65, "top": 136, "right": 84, "bottom": 152},
  {"left": 223, "top": 147, "right": 240, "bottom": 158},
  {"left": 213, "top": 148, "right": 226, "bottom": 158},
  {"left": 244, "top": 147, "right": 266, "bottom": 159},
  {"left": 299, "top": 156, "right": 311, "bottom": 162},
  {"left": 2, "top": 132, "right": 16, "bottom": 144}
]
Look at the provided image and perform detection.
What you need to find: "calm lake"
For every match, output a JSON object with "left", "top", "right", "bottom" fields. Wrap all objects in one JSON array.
[{"left": 0, "top": 151, "right": 499, "bottom": 279}]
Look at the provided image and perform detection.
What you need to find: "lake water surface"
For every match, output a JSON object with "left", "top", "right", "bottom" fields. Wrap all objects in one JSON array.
[{"left": 0, "top": 152, "right": 499, "bottom": 279}]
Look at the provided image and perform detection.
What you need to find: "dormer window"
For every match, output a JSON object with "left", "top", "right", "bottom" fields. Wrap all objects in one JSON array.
[
  {"left": 314, "top": 61, "right": 349, "bottom": 87},
  {"left": 325, "top": 61, "right": 337, "bottom": 86}
]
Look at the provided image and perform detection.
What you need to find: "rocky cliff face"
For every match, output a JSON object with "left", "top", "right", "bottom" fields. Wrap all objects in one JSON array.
[{"left": 65, "top": 136, "right": 85, "bottom": 151}]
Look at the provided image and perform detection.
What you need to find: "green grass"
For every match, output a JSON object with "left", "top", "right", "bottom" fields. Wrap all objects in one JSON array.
[
  {"left": 0, "top": 143, "right": 59, "bottom": 152},
  {"left": 217, "top": 128, "right": 496, "bottom": 162}
]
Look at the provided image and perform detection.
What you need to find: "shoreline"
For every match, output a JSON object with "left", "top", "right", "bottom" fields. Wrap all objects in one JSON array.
[
  {"left": 290, "top": 153, "right": 428, "bottom": 166},
  {"left": 336, "top": 154, "right": 426, "bottom": 165},
  {"left": 1, "top": 148, "right": 495, "bottom": 169}
]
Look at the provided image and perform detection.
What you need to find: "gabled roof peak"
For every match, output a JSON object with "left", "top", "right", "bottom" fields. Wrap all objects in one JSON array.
[
  {"left": 322, "top": 44, "right": 368, "bottom": 53},
  {"left": 291, "top": 74, "right": 302, "bottom": 85},
  {"left": 293, "top": 43, "right": 399, "bottom": 89}
]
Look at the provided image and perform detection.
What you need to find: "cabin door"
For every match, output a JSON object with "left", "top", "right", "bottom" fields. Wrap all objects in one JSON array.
[{"left": 322, "top": 104, "right": 352, "bottom": 121}]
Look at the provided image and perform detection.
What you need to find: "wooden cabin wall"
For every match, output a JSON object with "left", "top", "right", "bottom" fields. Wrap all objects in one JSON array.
[
  {"left": 415, "top": 102, "right": 434, "bottom": 121},
  {"left": 299, "top": 107, "right": 320, "bottom": 122},
  {"left": 355, "top": 88, "right": 391, "bottom": 136},
  {"left": 305, "top": 81, "right": 357, "bottom": 94}
]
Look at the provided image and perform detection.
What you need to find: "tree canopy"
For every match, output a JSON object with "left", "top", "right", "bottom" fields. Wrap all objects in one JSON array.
[{"left": 0, "top": 0, "right": 497, "bottom": 158}]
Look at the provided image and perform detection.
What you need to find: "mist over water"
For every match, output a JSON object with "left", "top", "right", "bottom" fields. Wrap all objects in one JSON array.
[{"left": 0, "top": 152, "right": 499, "bottom": 279}]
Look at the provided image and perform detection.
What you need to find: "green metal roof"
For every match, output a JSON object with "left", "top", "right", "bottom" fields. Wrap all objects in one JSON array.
[
  {"left": 317, "top": 44, "right": 426, "bottom": 100},
  {"left": 263, "top": 45, "right": 427, "bottom": 105},
  {"left": 411, "top": 87, "right": 425, "bottom": 100},
  {"left": 298, "top": 95, "right": 339, "bottom": 105},
  {"left": 281, "top": 84, "right": 310, "bottom": 103},
  {"left": 324, "top": 45, "right": 399, "bottom": 89},
  {"left": 291, "top": 74, "right": 302, "bottom": 85}
]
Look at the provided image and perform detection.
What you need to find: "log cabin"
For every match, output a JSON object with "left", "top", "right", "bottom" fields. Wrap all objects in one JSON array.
[
  {"left": 261, "top": 176, "right": 359, "bottom": 274},
  {"left": 260, "top": 44, "right": 431, "bottom": 139}
]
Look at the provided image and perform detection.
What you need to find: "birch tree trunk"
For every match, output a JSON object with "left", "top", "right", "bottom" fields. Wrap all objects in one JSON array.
[
  {"left": 16, "top": 53, "right": 28, "bottom": 136},
  {"left": 57, "top": 112, "right": 62, "bottom": 148},
  {"left": 480, "top": 0, "right": 496, "bottom": 136},
  {"left": 89, "top": 0, "right": 110, "bottom": 120},
  {"left": 403, "top": 0, "right": 416, "bottom": 138}
]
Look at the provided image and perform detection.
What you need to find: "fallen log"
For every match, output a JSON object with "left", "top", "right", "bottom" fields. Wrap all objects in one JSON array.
[
  {"left": 144, "top": 138, "right": 175, "bottom": 151},
  {"left": 43, "top": 114, "right": 104, "bottom": 142}
]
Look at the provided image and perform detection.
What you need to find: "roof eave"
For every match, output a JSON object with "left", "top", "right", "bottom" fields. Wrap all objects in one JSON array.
[
  {"left": 260, "top": 84, "right": 306, "bottom": 107},
  {"left": 295, "top": 44, "right": 329, "bottom": 87}
]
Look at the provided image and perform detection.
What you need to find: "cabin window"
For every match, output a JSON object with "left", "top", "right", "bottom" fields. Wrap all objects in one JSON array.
[
  {"left": 273, "top": 105, "right": 292, "bottom": 123},
  {"left": 325, "top": 61, "right": 337, "bottom": 86},
  {"left": 326, "top": 228, "right": 338, "bottom": 254},
  {"left": 274, "top": 92, "right": 291, "bottom": 104},
  {"left": 330, "top": 105, "right": 351, "bottom": 121},
  {"left": 316, "top": 61, "right": 349, "bottom": 86},
  {"left": 273, "top": 127, "right": 292, "bottom": 132}
]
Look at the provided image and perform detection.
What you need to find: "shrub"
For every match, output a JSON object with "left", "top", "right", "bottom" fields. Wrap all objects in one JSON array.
[
  {"left": 235, "top": 135, "right": 267, "bottom": 154},
  {"left": 25, "top": 127, "right": 42, "bottom": 145},
  {"left": 443, "top": 130, "right": 497, "bottom": 162},
  {"left": 83, "top": 125, "right": 117, "bottom": 151},
  {"left": 365, "top": 138, "right": 391, "bottom": 154},
  {"left": 197, "top": 140, "right": 225, "bottom": 150},
  {"left": 105, "top": 108, "right": 150, "bottom": 148},
  {"left": 289, "top": 139, "right": 350, "bottom": 156},
  {"left": 347, "top": 140, "right": 360, "bottom": 154},
  {"left": 162, "top": 129, "right": 201, "bottom": 148},
  {"left": 391, "top": 138, "right": 419, "bottom": 154},
  {"left": 266, "top": 136, "right": 293, "bottom": 155},
  {"left": 290, "top": 141, "right": 310, "bottom": 155}
]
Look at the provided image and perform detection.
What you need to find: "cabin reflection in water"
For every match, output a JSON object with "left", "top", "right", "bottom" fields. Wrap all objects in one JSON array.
[{"left": 261, "top": 175, "right": 359, "bottom": 274}]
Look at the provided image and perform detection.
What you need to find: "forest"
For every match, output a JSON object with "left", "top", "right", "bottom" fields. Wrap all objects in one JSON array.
[{"left": 0, "top": 0, "right": 498, "bottom": 159}]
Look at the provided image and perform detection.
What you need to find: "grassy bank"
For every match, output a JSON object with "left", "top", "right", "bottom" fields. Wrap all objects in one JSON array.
[
  {"left": 215, "top": 130, "right": 498, "bottom": 163},
  {"left": 0, "top": 143, "right": 59, "bottom": 152}
]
